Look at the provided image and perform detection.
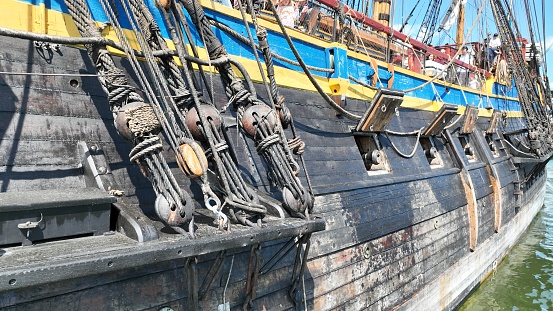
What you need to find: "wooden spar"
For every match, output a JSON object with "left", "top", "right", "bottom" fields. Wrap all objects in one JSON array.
[
  {"left": 372, "top": 0, "right": 391, "bottom": 27},
  {"left": 455, "top": 0, "right": 465, "bottom": 47}
]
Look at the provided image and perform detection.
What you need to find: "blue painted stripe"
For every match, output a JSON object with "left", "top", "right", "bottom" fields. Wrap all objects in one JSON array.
[{"left": 23, "top": 0, "right": 521, "bottom": 111}]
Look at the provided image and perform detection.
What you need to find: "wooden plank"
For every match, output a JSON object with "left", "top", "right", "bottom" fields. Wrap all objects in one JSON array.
[
  {"left": 306, "top": 212, "right": 469, "bottom": 310},
  {"left": 0, "top": 139, "right": 80, "bottom": 166},
  {"left": 398, "top": 180, "right": 544, "bottom": 311},
  {"left": 0, "top": 112, "right": 115, "bottom": 142},
  {"left": 0, "top": 164, "right": 84, "bottom": 191}
]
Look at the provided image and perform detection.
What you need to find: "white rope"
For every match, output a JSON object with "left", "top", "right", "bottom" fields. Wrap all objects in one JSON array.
[
  {"left": 430, "top": 81, "right": 445, "bottom": 105},
  {"left": 453, "top": 72, "right": 471, "bottom": 107},
  {"left": 444, "top": 113, "right": 464, "bottom": 130},
  {"left": 384, "top": 128, "right": 423, "bottom": 158}
]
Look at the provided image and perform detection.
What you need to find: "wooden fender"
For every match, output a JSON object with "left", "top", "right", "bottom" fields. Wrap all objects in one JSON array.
[
  {"left": 459, "top": 169, "right": 479, "bottom": 251},
  {"left": 486, "top": 165, "right": 502, "bottom": 232},
  {"left": 387, "top": 63, "right": 394, "bottom": 88},
  {"left": 370, "top": 58, "right": 379, "bottom": 87}
]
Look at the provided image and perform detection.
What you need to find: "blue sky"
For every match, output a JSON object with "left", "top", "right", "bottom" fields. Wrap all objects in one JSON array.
[{"left": 388, "top": 0, "right": 552, "bottom": 86}]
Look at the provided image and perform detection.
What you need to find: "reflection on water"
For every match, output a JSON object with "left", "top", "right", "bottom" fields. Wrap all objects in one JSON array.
[{"left": 458, "top": 163, "right": 553, "bottom": 311}]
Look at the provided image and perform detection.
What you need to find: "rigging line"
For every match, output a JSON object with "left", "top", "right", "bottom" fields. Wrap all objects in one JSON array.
[
  {"left": 479, "top": 73, "right": 493, "bottom": 108},
  {"left": 136, "top": 5, "right": 204, "bottom": 146},
  {"left": 164, "top": 2, "right": 257, "bottom": 202},
  {"left": 0, "top": 71, "right": 124, "bottom": 77},
  {"left": 444, "top": 112, "right": 464, "bottom": 130},
  {"left": 97, "top": 1, "right": 154, "bottom": 103},
  {"left": 399, "top": 0, "right": 423, "bottom": 33},
  {"left": 499, "top": 86, "right": 525, "bottom": 129},
  {"left": 73, "top": 0, "right": 192, "bottom": 229},
  {"left": 403, "top": 0, "right": 487, "bottom": 93},
  {"left": 502, "top": 138, "right": 536, "bottom": 157},
  {"left": 452, "top": 68, "right": 470, "bottom": 107},
  {"left": 542, "top": 0, "right": 547, "bottom": 75},
  {"left": 208, "top": 18, "right": 333, "bottom": 73},
  {"left": 235, "top": 0, "right": 275, "bottom": 108},
  {"left": 169, "top": 3, "right": 213, "bottom": 103},
  {"left": 419, "top": 0, "right": 443, "bottom": 45},
  {"left": 0, "top": 25, "right": 218, "bottom": 62},
  {"left": 348, "top": 74, "right": 378, "bottom": 90},
  {"left": 0, "top": 26, "right": 117, "bottom": 45},
  {"left": 430, "top": 80, "right": 447, "bottom": 107},
  {"left": 107, "top": 0, "right": 181, "bottom": 147},
  {"left": 407, "top": 31, "right": 484, "bottom": 109},
  {"left": 231, "top": 17, "right": 319, "bottom": 201},
  {"left": 348, "top": 20, "right": 385, "bottom": 87},
  {"left": 128, "top": 0, "right": 199, "bottom": 148},
  {"left": 383, "top": 128, "right": 422, "bottom": 158},
  {"left": 222, "top": 255, "right": 235, "bottom": 309},
  {"left": 266, "top": 0, "right": 362, "bottom": 120},
  {"left": 189, "top": 8, "right": 216, "bottom": 107},
  {"left": 236, "top": 4, "right": 316, "bottom": 199},
  {"left": 523, "top": 0, "right": 540, "bottom": 71},
  {"left": 530, "top": 0, "right": 542, "bottom": 52},
  {"left": 103, "top": 0, "right": 184, "bottom": 153},
  {"left": 0, "top": 25, "right": 177, "bottom": 60},
  {"left": 384, "top": 127, "right": 423, "bottom": 136},
  {"left": 405, "top": 0, "right": 424, "bottom": 38},
  {"left": 495, "top": 0, "right": 551, "bottom": 123}
]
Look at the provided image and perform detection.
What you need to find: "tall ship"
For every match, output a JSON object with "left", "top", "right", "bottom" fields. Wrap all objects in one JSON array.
[{"left": 0, "top": 0, "right": 551, "bottom": 309}]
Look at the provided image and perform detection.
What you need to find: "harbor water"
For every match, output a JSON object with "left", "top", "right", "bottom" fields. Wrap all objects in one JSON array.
[{"left": 458, "top": 162, "right": 553, "bottom": 310}]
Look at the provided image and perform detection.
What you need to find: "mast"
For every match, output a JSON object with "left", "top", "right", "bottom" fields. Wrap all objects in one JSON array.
[
  {"left": 372, "top": 0, "right": 391, "bottom": 27},
  {"left": 455, "top": 0, "right": 465, "bottom": 46}
]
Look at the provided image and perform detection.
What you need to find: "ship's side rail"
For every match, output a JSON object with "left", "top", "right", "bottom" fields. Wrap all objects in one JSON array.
[{"left": 259, "top": 0, "right": 494, "bottom": 89}]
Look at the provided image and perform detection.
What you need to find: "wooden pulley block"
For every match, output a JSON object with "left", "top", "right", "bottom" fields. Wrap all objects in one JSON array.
[
  {"left": 156, "top": 0, "right": 171, "bottom": 10},
  {"left": 185, "top": 104, "right": 222, "bottom": 142},
  {"left": 241, "top": 104, "right": 278, "bottom": 138},
  {"left": 175, "top": 142, "right": 208, "bottom": 178}
]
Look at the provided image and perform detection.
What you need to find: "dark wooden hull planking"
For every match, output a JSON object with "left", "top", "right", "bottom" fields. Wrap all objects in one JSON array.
[{"left": 0, "top": 35, "right": 547, "bottom": 311}]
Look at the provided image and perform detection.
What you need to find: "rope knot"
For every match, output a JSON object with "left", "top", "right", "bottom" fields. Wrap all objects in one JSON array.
[
  {"left": 256, "top": 133, "right": 280, "bottom": 154},
  {"left": 287, "top": 136, "right": 305, "bottom": 155},
  {"left": 129, "top": 135, "right": 163, "bottom": 163}
]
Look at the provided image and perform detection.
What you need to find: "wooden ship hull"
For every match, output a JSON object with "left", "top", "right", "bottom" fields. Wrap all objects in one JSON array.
[{"left": 0, "top": 0, "right": 550, "bottom": 310}]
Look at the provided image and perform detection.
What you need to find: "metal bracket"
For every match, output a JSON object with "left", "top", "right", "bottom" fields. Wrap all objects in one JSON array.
[
  {"left": 187, "top": 257, "right": 199, "bottom": 311},
  {"left": 288, "top": 233, "right": 312, "bottom": 307},
  {"left": 78, "top": 141, "right": 159, "bottom": 242},
  {"left": 243, "top": 244, "right": 262, "bottom": 310},
  {"left": 198, "top": 250, "right": 227, "bottom": 301},
  {"left": 18, "top": 213, "right": 44, "bottom": 241}
]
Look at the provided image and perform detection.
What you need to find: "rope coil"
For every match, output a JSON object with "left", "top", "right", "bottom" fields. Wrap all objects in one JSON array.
[
  {"left": 129, "top": 136, "right": 164, "bottom": 162},
  {"left": 256, "top": 133, "right": 280, "bottom": 154}
]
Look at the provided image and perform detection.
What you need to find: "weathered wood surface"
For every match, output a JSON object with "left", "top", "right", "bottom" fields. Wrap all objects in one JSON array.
[
  {"left": 0, "top": 35, "right": 548, "bottom": 311},
  {"left": 397, "top": 174, "right": 546, "bottom": 311}
]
